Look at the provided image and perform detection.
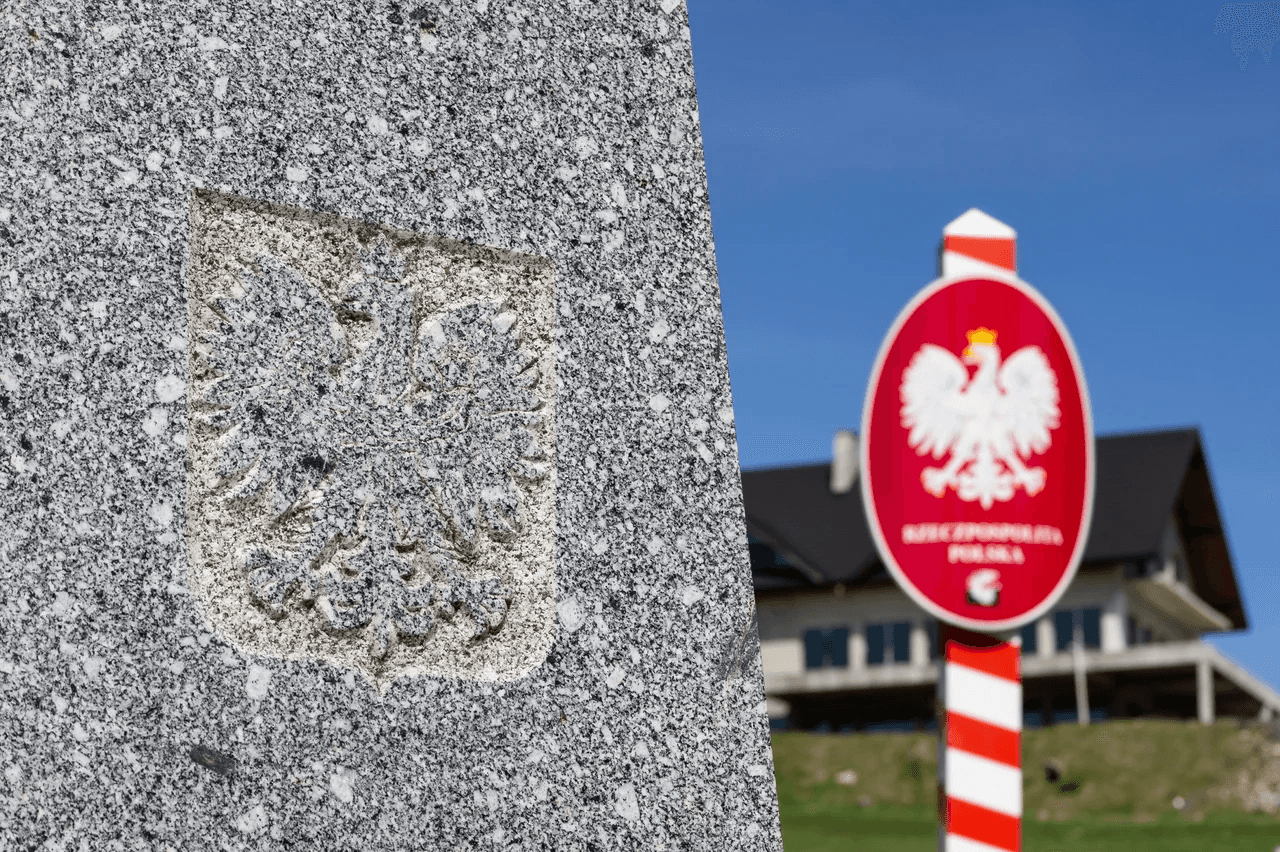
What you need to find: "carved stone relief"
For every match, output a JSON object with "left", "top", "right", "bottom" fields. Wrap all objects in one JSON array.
[{"left": 186, "top": 191, "right": 556, "bottom": 689}]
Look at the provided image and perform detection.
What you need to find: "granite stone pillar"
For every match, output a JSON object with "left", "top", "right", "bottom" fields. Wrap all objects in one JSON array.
[{"left": 0, "top": 1, "right": 781, "bottom": 847}]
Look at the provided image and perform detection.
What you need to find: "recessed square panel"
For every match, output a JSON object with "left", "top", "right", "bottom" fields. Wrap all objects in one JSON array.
[{"left": 186, "top": 191, "right": 556, "bottom": 689}]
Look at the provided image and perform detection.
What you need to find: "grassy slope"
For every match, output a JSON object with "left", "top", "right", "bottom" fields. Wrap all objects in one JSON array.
[
  {"left": 776, "top": 806, "right": 1280, "bottom": 852},
  {"left": 771, "top": 720, "right": 1280, "bottom": 851}
]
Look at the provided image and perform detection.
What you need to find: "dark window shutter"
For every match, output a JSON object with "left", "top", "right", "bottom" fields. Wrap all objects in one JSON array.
[
  {"left": 1020, "top": 622, "right": 1038, "bottom": 654},
  {"left": 892, "top": 622, "right": 911, "bottom": 663},
  {"left": 867, "top": 624, "right": 886, "bottom": 666},
  {"left": 803, "top": 629, "right": 825, "bottom": 669},
  {"left": 1054, "top": 610, "right": 1074, "bottom": 651},
  {"left": 827, "top": 628, "right": 849, "bottom": 668},
  {"left": 1082, "top": 607, "right": 1102, "bottom": 649}
]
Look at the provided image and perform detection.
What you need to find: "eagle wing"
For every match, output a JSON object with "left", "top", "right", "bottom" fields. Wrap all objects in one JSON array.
[
  {"left": 900, "top": 344, "right": 968, "bottom": 459},
  {"left": 996, "top": 345, "right": 1060, "bottom": 458}
]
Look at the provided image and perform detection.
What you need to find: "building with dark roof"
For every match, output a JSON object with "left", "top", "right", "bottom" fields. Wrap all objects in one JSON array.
[{"left": 744, "top": 427, "right": 1279, "bottom": 730}]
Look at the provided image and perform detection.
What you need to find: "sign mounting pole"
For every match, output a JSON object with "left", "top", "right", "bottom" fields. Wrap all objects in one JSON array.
[{"left": 861, "top": 210, "right": 1095, "bottom": 852}]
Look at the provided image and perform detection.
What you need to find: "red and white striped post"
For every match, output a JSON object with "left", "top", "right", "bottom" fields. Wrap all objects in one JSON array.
[
  {"left": 935, "top": 212, "right": 1023, "bottom": 851},
  {"left": 938, "top": 627, "right": 1022, "bottom": 852}
]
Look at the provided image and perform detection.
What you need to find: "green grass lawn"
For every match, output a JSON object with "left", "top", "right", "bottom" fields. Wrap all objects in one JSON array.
[
  {"left": 771, "top": 720, "right": 1280, "bottom": 851},
  {"left": 777, "top": 802, "right": 1280, "bottom": 852}
]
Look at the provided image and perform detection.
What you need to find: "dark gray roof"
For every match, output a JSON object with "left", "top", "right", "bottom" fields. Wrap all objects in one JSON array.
[{"left": 742, "top": 427, "right": 1246, "bottom": 630}]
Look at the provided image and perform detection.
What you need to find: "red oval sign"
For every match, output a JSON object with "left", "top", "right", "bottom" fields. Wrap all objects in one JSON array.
[{"left": 860, "top": 274, "right": 1094, "bottom": 631}]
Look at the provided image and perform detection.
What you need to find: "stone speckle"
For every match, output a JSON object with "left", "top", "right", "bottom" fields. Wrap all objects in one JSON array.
[{"left": 0, "top": 0, "right": 781, "bottom": 848}]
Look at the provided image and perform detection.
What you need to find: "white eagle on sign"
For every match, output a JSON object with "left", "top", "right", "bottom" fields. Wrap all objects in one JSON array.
[{"left": 900, "top": 327, "right": 1060, "bottom": 509}]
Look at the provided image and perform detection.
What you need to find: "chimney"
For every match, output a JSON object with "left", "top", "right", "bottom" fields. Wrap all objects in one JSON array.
[{"left": 830, "top": 430, "right": 859, "bottom": 495}]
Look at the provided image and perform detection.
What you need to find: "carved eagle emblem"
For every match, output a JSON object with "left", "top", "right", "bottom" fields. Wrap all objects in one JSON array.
[{"left": 194, "top": 246, "right": 548, "bottom": 660}]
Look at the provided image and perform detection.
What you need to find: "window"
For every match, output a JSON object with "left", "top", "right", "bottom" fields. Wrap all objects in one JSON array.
[
  {"left": 866, "top": 624, "right": 885, "bottom": 666},
  {"left": 1127, "top": 615, "right": 1154, "bottom": 646},
  {"left": 747, "top": 533, "right": 789, "bottom": 569},
  {"left": 1054, "top": 610, "right": 1074, "bottom": 651},
  {"left": 1081, "top": 608, "right": 1101, "bottom": 649},
  {"left": 1020, "top": 622, "right": 1038, "bottom": 655},
  {"left": 1054, "top": 608, "right": 1103, "bottom": 651},
  {"left": 925, "top": 619, "right": 941, "bottom": 660},
  {"left": 803, "top": 628, "right": 849, "bottom": 669},
  {"left": 892, "top": 622, "right": 911, "bottom": 663},
  {"left": 866, "top": 621, "right": 912, "bottom": 666}
]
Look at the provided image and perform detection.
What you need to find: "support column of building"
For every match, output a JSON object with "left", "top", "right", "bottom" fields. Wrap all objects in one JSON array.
[
  {"left": 1035, "top": 616, "right": 1054, "bottom": 659},
  {"left": 849, "top": 624, "right": 867, "bottom": 673},
  {"left": 911, "top": 620, "right": 931, "bottom": 667},
  {"left": 1197, "top": 658, "right": 1216, "bottom": 725},
  {"left": 1073, "top": 621, "right": 1090, "bottom": 726},
  {"left": 1101, "top": 586, "right": 1127, "bottom": 652}
]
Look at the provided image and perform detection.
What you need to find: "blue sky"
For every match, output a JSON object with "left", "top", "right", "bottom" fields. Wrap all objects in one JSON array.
[{"left": 687, "top": 1, "right": 1280, "bottom": 689}]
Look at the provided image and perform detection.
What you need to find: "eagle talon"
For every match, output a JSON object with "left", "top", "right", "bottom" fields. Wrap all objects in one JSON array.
[
  {"left": 1019, "top": 467, "right": 1047, "bottom": 497},
  {"left": 921, "top": 468, "right": 949, "bottom": 497}
]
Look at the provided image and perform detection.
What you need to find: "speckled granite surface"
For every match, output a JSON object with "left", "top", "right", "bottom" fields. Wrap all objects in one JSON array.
[{"left": 0, "top": 1, "right": 781, "bottom": 848}]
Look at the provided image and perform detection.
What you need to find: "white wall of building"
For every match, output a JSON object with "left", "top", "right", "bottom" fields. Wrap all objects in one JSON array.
[
  {"left": 758, "top": 583, "right": 936, "bottom": 674},
  {"left": 757, "top": 565, "right": 1206, "bottom": 678}
]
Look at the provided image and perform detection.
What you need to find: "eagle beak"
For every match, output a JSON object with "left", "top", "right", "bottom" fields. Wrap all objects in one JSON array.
[{"left": 962, "top": 346, "right": 973, "bottom": 359}]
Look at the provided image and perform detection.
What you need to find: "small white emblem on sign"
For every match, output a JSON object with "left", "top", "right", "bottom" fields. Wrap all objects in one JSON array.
[
  {"left": 900, "top": 327, "right": 1060, "bottom": 509},
  {"left": 964, "top": 568, "right": 1002, "bottom": 607}
]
